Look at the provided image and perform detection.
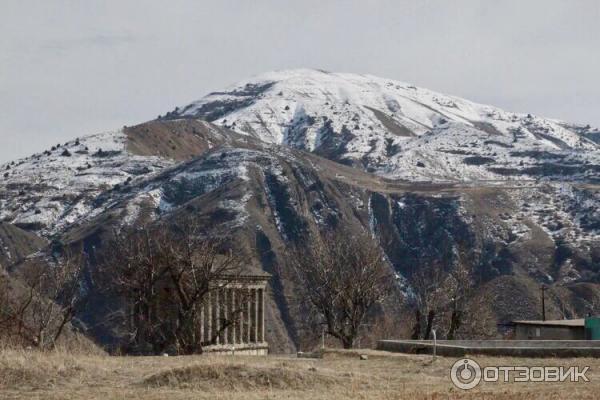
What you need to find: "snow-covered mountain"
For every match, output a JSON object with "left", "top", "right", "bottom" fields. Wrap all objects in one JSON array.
[
  {"left": 1, "top": 69, "right": 599, "bottom": 351},
  {"left": 1, "top": 68, "right": 598, "bottom": 238},
  {"left": 170, "top": 69, "right": 599, "bottom": 182}
]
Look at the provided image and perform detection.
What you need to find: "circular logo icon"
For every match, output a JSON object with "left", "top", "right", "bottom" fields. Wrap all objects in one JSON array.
[{"left": 450, "top": 358, "right": 482, "bottom": 390}]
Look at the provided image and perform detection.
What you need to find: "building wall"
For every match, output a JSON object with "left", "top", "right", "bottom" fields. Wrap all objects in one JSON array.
[
  {"left": 377, "top": 339, "right": 600, "bottom": 357},
  {"left": 515, "top": 325, "right": 585, "bottom": 340},
  {"left": 584, "top": 317, "right": 600, "bottom": 339}
]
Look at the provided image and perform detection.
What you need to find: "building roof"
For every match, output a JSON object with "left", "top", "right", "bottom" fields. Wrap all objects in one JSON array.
[{"left": 512, "top": 319, "right": 584, "bottom": 327}]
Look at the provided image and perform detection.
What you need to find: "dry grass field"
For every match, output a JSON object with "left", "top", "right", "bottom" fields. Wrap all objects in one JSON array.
[{"left": 0, "top": 347, "right": 598, "bottom": 399}]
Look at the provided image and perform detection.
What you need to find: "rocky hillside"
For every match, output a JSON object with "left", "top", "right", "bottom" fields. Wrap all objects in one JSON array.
[
  {"left": 1, "top": 70, "right": 599, "bottom": 352},
  {"left": 0, "top": 120, "right": 251, "bottom": 236}
]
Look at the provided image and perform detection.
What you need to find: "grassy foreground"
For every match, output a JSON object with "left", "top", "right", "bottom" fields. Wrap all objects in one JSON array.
[{"left": 0, "top": 348, "right": 598, "bottom": 399}]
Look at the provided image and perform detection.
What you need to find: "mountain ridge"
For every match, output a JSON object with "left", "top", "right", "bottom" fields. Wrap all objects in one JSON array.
[
  {"left": 0, "top": 69, "right": 598, "bottom": 352},
  {"left": 167, "top": 68, "right": 599, "bottom": 182}
]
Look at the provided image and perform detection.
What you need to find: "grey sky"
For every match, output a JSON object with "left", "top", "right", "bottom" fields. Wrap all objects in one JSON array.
[{"left": 1, "top": 0, "right": 599, "bottom": 163}]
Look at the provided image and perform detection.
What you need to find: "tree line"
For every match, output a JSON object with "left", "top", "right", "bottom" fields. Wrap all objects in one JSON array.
[
  {"left": 1, "top": 220, "right": 481, "bottom": 353},
  {"left": 287, "top": 229, "right": 481, "bottom": 348}
]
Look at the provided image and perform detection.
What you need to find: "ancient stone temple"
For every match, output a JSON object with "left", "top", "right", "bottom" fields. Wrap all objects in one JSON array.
[{"left": 202, "top": 273, "right": 270, "bottom": 355}]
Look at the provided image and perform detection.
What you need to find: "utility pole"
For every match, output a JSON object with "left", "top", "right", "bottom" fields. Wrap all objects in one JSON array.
[{"left": 541, "top": 285, "right": 547, "bottom": 321}]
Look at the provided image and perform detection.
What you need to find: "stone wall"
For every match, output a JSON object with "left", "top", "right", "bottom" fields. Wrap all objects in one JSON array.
[{"left": 377, "top": 339, "right": 600, "bottom": 357}]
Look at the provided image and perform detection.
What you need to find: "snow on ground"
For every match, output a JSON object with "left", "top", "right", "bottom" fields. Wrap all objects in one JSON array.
[
  {"left": 507, "top": 182, "right": 600, "bottom": 246},
  {"left": 0, "top": 130, "right": 173, "bottom": 235},
  {"left": 175, "top": 68, "right": 599, "bottom": 182},
  {"left": 118, "top": 148, "right": 264, "bottom": 228}
]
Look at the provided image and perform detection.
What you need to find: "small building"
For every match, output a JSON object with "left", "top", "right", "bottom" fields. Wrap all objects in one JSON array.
[
  {"left": 126, "top": 268, "right": 270, "bottom": 355},
  {"left": 513, "top": 319, "right": 585, "bottom": 340},
  {"left": 584, "top": 317, "right": 600, "bottom": 339},
  {"left": 202, "top": 272, "right": 270, "bottom": 355}
]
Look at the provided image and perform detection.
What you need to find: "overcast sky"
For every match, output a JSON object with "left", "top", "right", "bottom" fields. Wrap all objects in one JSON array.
[{"left": 1, "top": 0, "right": 599, "bottom": 163}]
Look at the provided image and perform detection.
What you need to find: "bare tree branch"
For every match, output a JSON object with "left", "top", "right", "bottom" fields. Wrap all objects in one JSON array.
[{"left": 288, "top": 228, "right": 395, "bottom": 349}]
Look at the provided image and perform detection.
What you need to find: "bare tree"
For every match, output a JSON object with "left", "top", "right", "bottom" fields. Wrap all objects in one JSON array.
[
  {"left": 288, "top": 229, "right": 395, "bottom": 349},
  {"left": 99, "top": 226, "right": 168, "bottom": 350},
  {"left": 409, "top": 259, "right": 444, "bottom": 340},
  {"left": 445, "top": 262, "right": 473, "bottom": 339},
  {"left": 0, "top": 249, "right": 86, "bottom": 349},
  {"left": 409, "top": 259, "right": 473, "bottom": 340},
  {"left": 157, "top": 223, "right": 249, "bottom": 353},
  {"left": 100, "top": 220, "right": 247, "bottom": 354},
  {"left": 0, "top": 271, "right": 30, "bottom": 344}
]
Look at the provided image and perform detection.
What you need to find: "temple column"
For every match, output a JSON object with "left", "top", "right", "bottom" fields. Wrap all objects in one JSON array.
[
  {"left": 237, "top": 290, "right": 241, "bottom": 344},
  {"left": 231, "top": 289, "right": 236, "bottom": 344},
  {"left": 215, "top": 289, "right": 220, "bottom": 345},
  {"left": 223, "top": 289, "right": 229, "bottom": 345},
  {"left": 260, "top": 288, "right": 265, "bottom": 343},
  {"left": 237, "top": 288, "right": 241, "bottom": 344},
  {"left": 254, "top": 288, "right": 259, "bottom": 343},
  {"left": 207, "top": 292, "right": 212, "bottom": 343},
  {"left": 246, "top": 289, "right": 252, "bottom": 343},
  {"left": 199, "top": 302, "right": 204, "bottom": 343}
]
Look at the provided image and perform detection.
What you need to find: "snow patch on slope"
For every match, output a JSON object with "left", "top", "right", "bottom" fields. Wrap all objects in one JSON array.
[
  {"left": 173, "top": 69, "right": 598, "bottom": 182},
  {"left": 0, "top": 130, "right": 172, "bottom": 235}
]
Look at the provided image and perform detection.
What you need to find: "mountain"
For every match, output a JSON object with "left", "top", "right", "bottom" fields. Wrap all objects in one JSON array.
[
  {"left": 1, "top": 69, "right": 599, "bottom": 352},
  {"left": 168, "top": 69, "right": 599, "bottom": 182}
]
